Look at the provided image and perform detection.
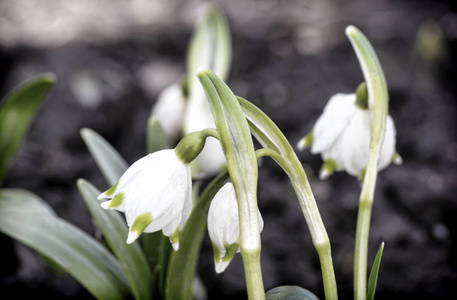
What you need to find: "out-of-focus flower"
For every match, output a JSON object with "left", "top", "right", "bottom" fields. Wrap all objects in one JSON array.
[
  {"left": 98, "top": 149, "right": 192, "bottom": 250},
  {"left": 207, "top": 182, "right": 264, "bottom": 273},
  {"left": 150, "top": 83, "right": 186, "bottom": 140},
  {"left": 297, "top": 90, "right": 401, "bottom": 179}
]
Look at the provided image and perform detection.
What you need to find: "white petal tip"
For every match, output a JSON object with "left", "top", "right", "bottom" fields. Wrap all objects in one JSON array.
[
  {"left": 196, "top": 67, "right": 208, "bottom": 76},
  {"left": 345, "top": 25, "right": 357, "bottom": 36},
  {"left": 126, "top": 231, "right": 139, "bottom": 244},
  {"left": 171, "top": 241, "right": 179, "bottom": 251},
  {"left": 215, "top": 260, "right": 230, "bottom": 274},
  {"left": 97, "top": 193, "right": 107, "bottom": 200},
  {"left": 393, "top": 154, "right": 403, "bottom": 165},
  {"left": 297, "top": 139, "right": 306, "bottom": 151},
  {"left": 100, "top": 201, "right": 111, "bottom": 210},
  {"left": 319, "top": 169, "right": 330, "bottom": 180}
]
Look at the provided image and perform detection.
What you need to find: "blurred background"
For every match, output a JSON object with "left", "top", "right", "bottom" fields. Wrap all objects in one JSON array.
[{"left": 0, "top": 0, "right": 456, "bottom": 299}]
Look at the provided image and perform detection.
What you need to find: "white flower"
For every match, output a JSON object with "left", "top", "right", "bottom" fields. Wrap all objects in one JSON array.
[
  {"left": 151, "top": 83, "right": 186, "bottom": 140},
  {"left": 97, "top": 149, "right": 192, "bottom": 250},
  {"left": 207, "top": 182, "right": 264, "bottom": 273},
  {"left": 297, "top": 93, "right": 401, "bottom": 179}
]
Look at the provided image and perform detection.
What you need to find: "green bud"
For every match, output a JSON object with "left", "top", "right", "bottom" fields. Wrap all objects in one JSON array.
[
  {"left": 174, "top": 129, "right": 218, "bottom": 164},
  {"left": 355, "top": 82, "right": 369, "bottom": 110}
]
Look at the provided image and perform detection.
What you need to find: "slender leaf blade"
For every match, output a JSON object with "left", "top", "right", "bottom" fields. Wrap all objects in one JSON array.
[
  {"left": 0, "top": 189, "right": 129, "bottom": 300},
  {"left": 80, "top": 128, "right": 128, "bottom": 186},
  {"left": 77, "top": 179, "right": 152, "bottom": 300},
  {"left": 0, "top": 73, "right": 56, "bottom": 182},
  {"left": 367, "top": 242, "right": 385, "bottom": 300}
]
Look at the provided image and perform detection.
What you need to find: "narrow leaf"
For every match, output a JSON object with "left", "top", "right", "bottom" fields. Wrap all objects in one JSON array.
[
  {"left": 367, "top": 242, "right": 385, "bottom": 300},
  {"left": 0, "top": 73, "right": 56, "bottom": 182},
  {"left": 0, "top": 189, "right": 129, "bottom": 299},
  {"left": 77, "top": 179, "right": 152, "bottom": 300},
  {"left": 187, "top": 6, "right": 231, "bottom": 94},
  {"left": 165, "top": 170, "right": 229, "bottom": 300},
  {"left": 80, "top": 128, "right": 128, "bottom": 186}
]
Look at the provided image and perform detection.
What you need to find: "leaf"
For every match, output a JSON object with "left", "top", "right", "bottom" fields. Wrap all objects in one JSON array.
[
  {"left": 165, "top": 170, "right": 229, "bottom": 300},
  {"left": 146, "top": 117, "right": 168, "bottom": 153},
  {"left": 0, "top": 189, "right": 129, "bottom": 300},
  {"left": 80, "top": 128, "right": 128, "bottom": 186},
  {"left": 77, "top": 179, "right": 152, "bottom": 300},
  {"left": 367, "top": 242, "right": 385, "bottom": 300},
  {"left": 0, "top": 73, "right": 56, "bottom": 183},
  {"left": 265, "top": 286, "right": 319, "bottom": 300},
  {"left": 187, "top": 6, "right": 231, "bottom": 96}
]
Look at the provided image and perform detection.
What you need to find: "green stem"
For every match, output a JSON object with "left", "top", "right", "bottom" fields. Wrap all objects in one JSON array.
[
  {"left": 242, "top": 249, "right": 265, "bottom": 300},
  {"left": 353, "top": 198, "right": 373, "bottom": 300}
]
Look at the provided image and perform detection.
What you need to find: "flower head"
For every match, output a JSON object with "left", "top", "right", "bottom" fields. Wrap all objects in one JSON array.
[
  {"left": 98, "top": 149, "right": 192, "bottom": 250},
  {"left": 298, "top": 88, "right": 401, "bottom": 179},
  {"left": 207, "top": 182, "right": 264, "bottom": 273}
]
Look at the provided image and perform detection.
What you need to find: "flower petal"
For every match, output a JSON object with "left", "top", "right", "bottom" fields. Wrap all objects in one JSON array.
[
  {"left": 378, "top": 115, "right": 397, "bottom": 171},
  {"left": 152, "top": 83, "right": 186, "bottom": 138},
  {"left": 337, "top": 109, "right": 371, "bottom": 177},
  {"left": 311, "top": 93, "right": 358, "bottom": 154}
]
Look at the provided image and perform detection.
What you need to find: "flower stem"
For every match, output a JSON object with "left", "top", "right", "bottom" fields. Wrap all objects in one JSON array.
[{"left": 241, "top": 248, "right": 265, "bottom": 300}]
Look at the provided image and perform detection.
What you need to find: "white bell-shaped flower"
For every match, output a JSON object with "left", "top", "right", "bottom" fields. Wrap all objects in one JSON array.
[
  {"left": 207, "top": 182, "right": 264, "bottom": 273},
  {"left": 98, "top": 149, "right": 192, "bottom": 250},
  {"left": 297, "top": 91, "right": 401, "bottom": 179},
  {"left": 151, "top": 83, "right": 186, "bottom": 140}
]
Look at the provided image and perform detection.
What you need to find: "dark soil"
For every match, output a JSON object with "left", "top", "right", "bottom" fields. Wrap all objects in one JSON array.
[{"left": 0, "top": 0, "right": 456, "bottom": 299}]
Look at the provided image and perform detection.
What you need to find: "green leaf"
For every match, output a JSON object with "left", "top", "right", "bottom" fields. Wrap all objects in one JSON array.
[
  {"left": 80, "top": 128, "right": 128, "bottom": 186},
  {"left": 0, "top": 189, "right": 129, "bottom": 299},
  {"left": 77, "top": 179, "right": 152, "bottom": 300},
  {"left": 0, "top": 73, "right": 56, "bottom": 183},
  {"left": 165, "top": 170, "right": 229, "bottom": 300},
  {"left": 238, "top": 96, "right": 338, "bottom": 299},
  {"left": 367, "top": 242, "right": 385, "bottom": 300},
  {"left": 266, "top": 286, "right": 319, "bottom": 300},
  {"left": 187, "top": 6, "right": 231, "bottom": 95},
  {"left": 198, "top": 69, "right": 265, "bottom": 299},
  {"left": 146, "top": 117, "right": 168, "bottom": 153}
]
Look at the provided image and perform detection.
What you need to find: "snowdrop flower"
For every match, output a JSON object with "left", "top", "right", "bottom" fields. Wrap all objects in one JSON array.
[
  {"left": 297, "top": 83, "right": 402, "bottom": 179},
  {"left": 150, "top": 83, "right": 186, "bottom": 140},
  {"left": 98, "top": 149, "right": 192, "bottom": 250},
  {"left": 207, "top": 182, "right": 264, "bottom": 273}
]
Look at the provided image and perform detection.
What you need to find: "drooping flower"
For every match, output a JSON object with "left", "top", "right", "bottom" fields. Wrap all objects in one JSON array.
[
  {"left": 98, "top": 149, "right": 192, "bottom": 250},
  {"left": 297, "top": 85, "right": 401, "bottom": 179},
  {"left": 207, "top": 182, "right": 264, "bottom": 273}
]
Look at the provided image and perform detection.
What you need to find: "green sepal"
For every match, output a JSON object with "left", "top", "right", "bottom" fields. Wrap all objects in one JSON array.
[
  {"left": 367, "top": 242, "right": 385, "bottom": 300},
  {"left": 0, "top": 73, "right": 56, "bottom": 183}
]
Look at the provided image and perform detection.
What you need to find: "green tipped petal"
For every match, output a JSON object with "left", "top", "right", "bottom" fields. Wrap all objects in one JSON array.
[
  {"left": 104, "top": 181, "right": 118, "bottom": 197},
  {"left": 297, "top": 131, "right": 314, "bottom": 151},
  {"left": 127, "top": 213, "right": 153, "bottom": 244},
  {"left": 213, "top": 242, "right": 239, "bottom": 273},
  {"left": 319, "top": 158, "right": 337, "bottom": 180},
  {"left": 169, "top": 228, "right": 180, "bottom": 251},
  {"left": 109, "top": 192, "right": 124, "bottom": 208}
]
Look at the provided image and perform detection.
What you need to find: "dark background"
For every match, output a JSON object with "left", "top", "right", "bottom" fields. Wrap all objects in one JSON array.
[{"left": 0, "top": 0, "right": 456, "bottom": 299}]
